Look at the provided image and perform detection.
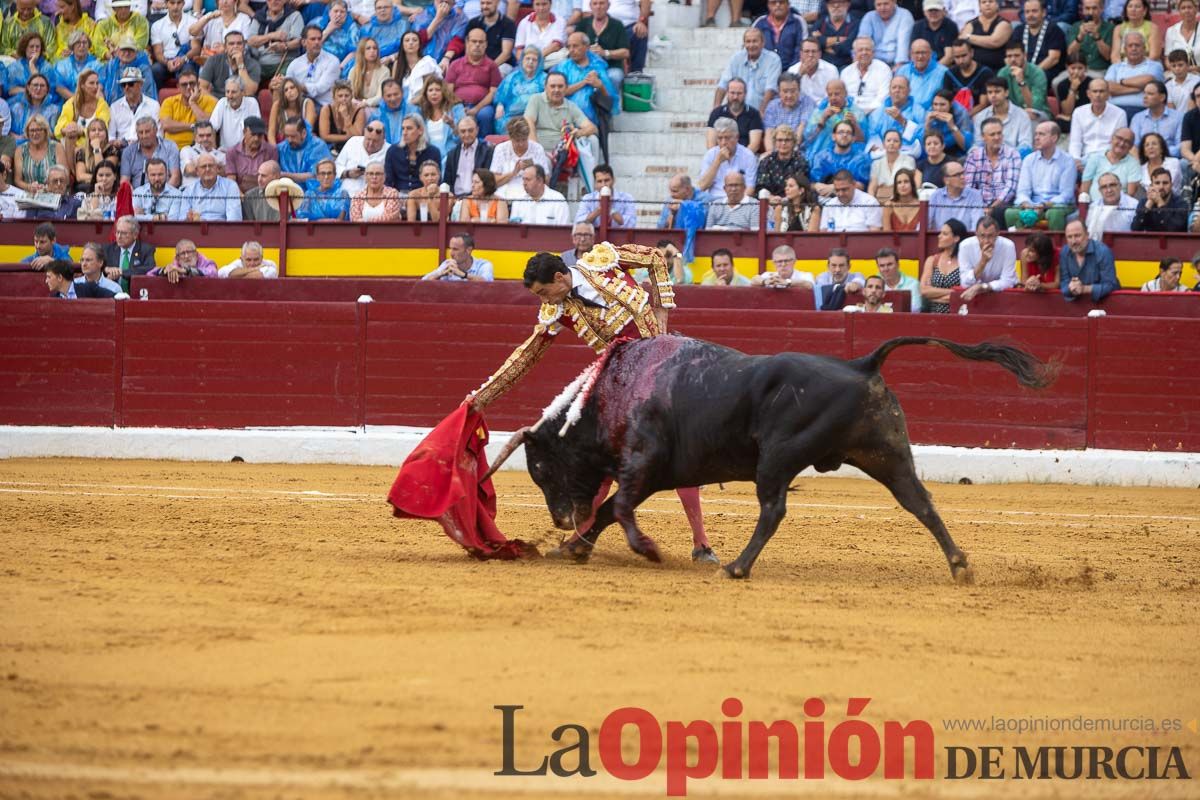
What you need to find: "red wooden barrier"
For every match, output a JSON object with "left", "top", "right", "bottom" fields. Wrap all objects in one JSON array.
[
  {"left": 122, "top": 278, "right": 917, "bottom": 312},
  {"left": 0, "top": 272, "right": 51, "bottom": 297},
  {"left": 130, "top": 277, "right": 538, "bottom": 305},
  {"left": 849, "top": 314, "right": 1089, "bottom": 449},
  {"left": 365, "top": 303, "right": 596, "bottom": 430},
  {"left": 950, "top": 288, "right": 1200, "bottom": 318},
  {"left": 1088, "top": 317, "right": 1200, "bottom": 452},
  {"left": 2, "top": 299, "right": 1197, "bottom": 452},
  {"left": 120, "top": 301, "right": 362, "bottom": 428},
  {"left": 0, "top": 300, "right": 117, "bottom": 425},
  {"left": 5, "top": 220, "right": 1200, "bottom": 279}
]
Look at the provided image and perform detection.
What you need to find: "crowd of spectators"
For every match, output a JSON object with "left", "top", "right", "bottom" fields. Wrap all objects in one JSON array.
[
  {"left": 689, "top": 212, "right": 1194, "bottom": 309},
  {"left": 646, "top": 0, "right": 1200, "bottom": 302},
  {"left": 0, "top": 0, "right": 648, "bottom": 222},
  {"left": 5, "top": 0, "right": 1200, "bottom": 304},
  {"left": 668, "top": 0, "right": 1200, "bottom": 244}
]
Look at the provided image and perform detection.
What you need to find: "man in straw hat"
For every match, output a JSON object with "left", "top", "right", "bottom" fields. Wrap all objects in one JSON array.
[{"left": 264, "top": 172, "right": 306, "bottom": 219}]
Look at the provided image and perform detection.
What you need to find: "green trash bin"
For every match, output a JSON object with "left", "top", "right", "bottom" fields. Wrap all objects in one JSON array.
[{"left": 622, "top": 74, "right": 655, "bottom": 113}]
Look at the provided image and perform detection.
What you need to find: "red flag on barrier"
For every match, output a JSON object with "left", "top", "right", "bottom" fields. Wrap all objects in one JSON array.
[
  {"left": 110, "top": 182, "right": 134, "bottom": 241},
  {"left": 387, "top": 402, "right": 538, "bottom": 560}
]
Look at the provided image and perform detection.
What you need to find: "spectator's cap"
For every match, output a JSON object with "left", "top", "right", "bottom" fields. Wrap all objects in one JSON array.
[
  {"left": 265, "top": 177, "right": 304, "bottom": 201},
  {"left": 110, "top": 0, "right": 133, "bottom": 6},
  {"left": 67, "top": 29, "right": 90, "bottom": 47},
  {"left": 115, "top": 34, "right": 138, "bottom": 50},
  {"left": 118, "top": 66, "right": 144, "bottom": 84},
  {"left": 923, "top": 0, "right": 945, "bottom": 9},
  {"left": 244, "top": 116, "right": 268, "bottom": 135}
]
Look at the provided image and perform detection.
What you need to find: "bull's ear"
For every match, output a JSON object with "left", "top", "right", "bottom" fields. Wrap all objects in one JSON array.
[{"left": 481, "top": 426, "right": 532, "bottom": 482}]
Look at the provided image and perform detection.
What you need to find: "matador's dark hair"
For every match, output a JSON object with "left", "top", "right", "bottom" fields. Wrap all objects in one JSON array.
[{"left": 523, "top": 252, "right": 569, "bottom": 287}]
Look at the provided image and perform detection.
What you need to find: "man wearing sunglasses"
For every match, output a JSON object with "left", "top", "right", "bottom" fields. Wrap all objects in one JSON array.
[
  {"left": 335, "top": 119, "right": 389, "bottom": 196},
  {"left": 159, "top": 67, "right": 216, "bottom": 148}
]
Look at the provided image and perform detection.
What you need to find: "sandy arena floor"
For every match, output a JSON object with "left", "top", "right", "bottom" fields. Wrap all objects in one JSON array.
[{"left": 0, "top": 458, "right": 1197, "bottom": 800}]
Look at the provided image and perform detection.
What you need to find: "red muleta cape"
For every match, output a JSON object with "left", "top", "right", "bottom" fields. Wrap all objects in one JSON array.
[{"left": 387, "top": 402, "right": 538, "bottom": 560}]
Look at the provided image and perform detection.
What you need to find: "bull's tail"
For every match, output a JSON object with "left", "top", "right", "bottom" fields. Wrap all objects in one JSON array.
[{"left": 851, "top": 337, "right": 1059, "bottom": 389}]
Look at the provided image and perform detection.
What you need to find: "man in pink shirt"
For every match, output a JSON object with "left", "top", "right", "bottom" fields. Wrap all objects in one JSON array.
[{"left": 446, "top": 27, "right": 502, "bottom": 135}]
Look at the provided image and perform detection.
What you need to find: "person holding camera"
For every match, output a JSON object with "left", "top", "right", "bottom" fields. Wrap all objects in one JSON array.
[
  {"left": 334, "top": 118, "right": 389, "bottom": 197},
  {"left": 1066, "top": 0, "right": 1114, "bottom": 86}
]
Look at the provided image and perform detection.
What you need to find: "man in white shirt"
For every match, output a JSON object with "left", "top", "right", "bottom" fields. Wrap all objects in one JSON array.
[
  {"left": 109, "top": 68, "right": 161, "bottom": 146},
  {"left": 150, "top": 0, "right": 197, "bottom": 87},
  {"left": 1085, "top": 170, "right": 1138, "bottom": 237},
  {"left": 788, "top": 37, "right": 839, "bottom": 107},
  {"left": 839, "top": 37, "right": 892, "bottom": 116},
  {"left": 282, "top": 24, "right": 340, "bottom": 106},
  {"left": 0, "top": 161, "right": 25, "bottom": 219},
  {"left": 510, "top": 164, "right": 569, "bottom": 225},
  {"left": 1069, "top": 78, "right": 1126, "bottom": 167},
  {"left": 823, "top": 169, "right": 884, "bottom": 231},
  {"left": 957, "top": 215, "right": 1017, "bottom": 302},
  {"left": 218, "top": 241, "right": 279, "bottom": 278},
  {"left": 751, "top": 244, "right": 815, "bottom": 289},
  {"left": 335, "top": 120, "right": 389, "bottom": 196},
  {"left": 209, "top": 77, "right": 261, "bottom": 150}
]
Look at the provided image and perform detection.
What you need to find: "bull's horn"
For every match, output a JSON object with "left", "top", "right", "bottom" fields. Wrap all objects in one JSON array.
[{"left": 481, "top": 427, "right": 532, "bottom": 482}]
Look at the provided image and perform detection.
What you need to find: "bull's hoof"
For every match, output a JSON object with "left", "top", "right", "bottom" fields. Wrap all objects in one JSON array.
[
  {"left": 545, "top": 539, "right": 593, "bottom": 563},
  {"left": 692, "top": 546, "right": 720, "bottom": 564},
  {"left": 949, "top": 553, "right": 973, "bottom": 586},
  {"left": 723, "top": 563, "right": 749, "bottom": 579},
  {"left": 631, "top": 536, "right": 662, "bottom": 563}
]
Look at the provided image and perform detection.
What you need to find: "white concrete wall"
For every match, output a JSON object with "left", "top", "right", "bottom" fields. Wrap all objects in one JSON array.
[{"left": 2, "top": 426, "right": 1197, "bottom": 487}]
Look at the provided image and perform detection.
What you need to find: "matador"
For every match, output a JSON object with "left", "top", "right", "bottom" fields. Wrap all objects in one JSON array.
[{"left": 469, "top": 242, "right": 717, "bottom": 563}]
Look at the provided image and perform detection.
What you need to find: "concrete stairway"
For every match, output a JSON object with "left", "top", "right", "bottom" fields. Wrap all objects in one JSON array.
[{"left": 610, "top": 3, "right": 748, "bottom": 227}]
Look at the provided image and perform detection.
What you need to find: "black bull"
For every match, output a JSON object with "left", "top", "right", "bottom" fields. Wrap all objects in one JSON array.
[{"left": 486, "top": 335, "right": 1056, "bottom": 581}]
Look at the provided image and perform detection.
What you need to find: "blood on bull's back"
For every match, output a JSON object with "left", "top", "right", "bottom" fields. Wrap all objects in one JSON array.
[{"left": 586, "top": 337, "right": 871, "bottom": 489}]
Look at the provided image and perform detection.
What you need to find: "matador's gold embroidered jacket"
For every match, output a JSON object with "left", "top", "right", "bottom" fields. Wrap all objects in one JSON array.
[{"left": 473, "top": 242, "right": 676, "bottom": 408}]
